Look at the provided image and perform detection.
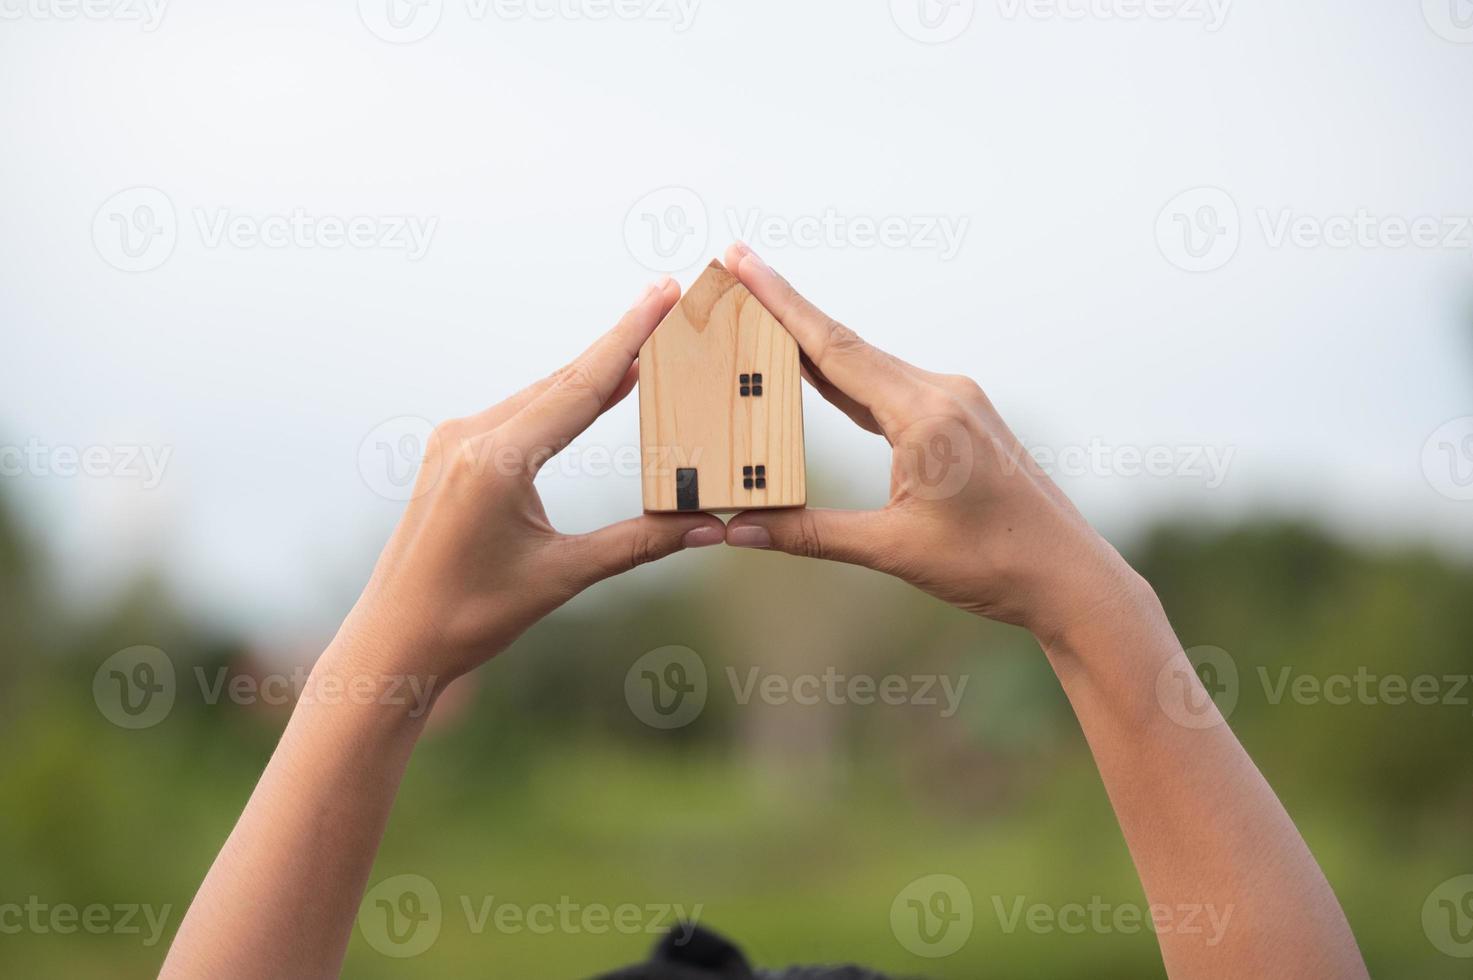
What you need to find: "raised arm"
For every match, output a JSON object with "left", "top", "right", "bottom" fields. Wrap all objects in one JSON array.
[
  {"left": 160, "top": 280, "right": 725, "bottom": 980},
  {"left": 718, "top": 244, "right": 1369, "bottom": 979}
]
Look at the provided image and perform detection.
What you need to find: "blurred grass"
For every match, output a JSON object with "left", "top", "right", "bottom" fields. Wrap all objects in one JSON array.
[{"left": 0, "top": 496, "right": 1470, "bottom": 977}]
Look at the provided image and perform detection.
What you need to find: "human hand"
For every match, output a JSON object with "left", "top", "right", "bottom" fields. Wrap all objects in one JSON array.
[
  {"left": 341, "top": 279, "right": 726, "bottom": 682},
  {"left": 720, "top": 244, "right": 1144, "bottom": 642}
]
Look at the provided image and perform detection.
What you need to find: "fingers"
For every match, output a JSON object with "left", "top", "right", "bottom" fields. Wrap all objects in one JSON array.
[
  {"left": 799, "top": 360, "right": 883, "bottom": 436},
  {"left": 725, "top": 507, "right": 895, "bottom": 569},
  {"left": 723, "top": 243, "right": 921, "bottom": 434},
  {"left": 601, "top": 361, "right": 640, "bottom": 415},
  {"left": 466, "top": 375, "right": 557, "bottom": 432},
  {"left": 506, "top": 278, "right": 679, "bottom": 466},
  {"left": 471, "top": 359, "right": 641, "bottom": 450},
  {"left": 720, "top": 245, "right": 878, "bottom": 431},
  {"left": 563, "top": 512, "right": 725, "bottom": 588}
]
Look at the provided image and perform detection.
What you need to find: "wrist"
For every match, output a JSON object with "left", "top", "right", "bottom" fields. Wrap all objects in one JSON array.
[
  {"left": 1029, "top": 546, "right": 1165, "bottom": 661},
  {"left": 1031, "top": 554, "right": 1182, "bottom": 715},
  {"left": 312, "top": 623, "right": 447, "bottom": 726}
]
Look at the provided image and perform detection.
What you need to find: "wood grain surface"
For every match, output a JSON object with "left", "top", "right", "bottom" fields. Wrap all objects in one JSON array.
[{"left": 638, "top": 261, "right": 806, "bottom": 513}]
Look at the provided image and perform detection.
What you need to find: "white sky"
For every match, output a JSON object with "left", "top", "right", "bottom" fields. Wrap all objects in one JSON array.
[{"left": 2, "top": 0, "right": 1471, "bottom": 641}]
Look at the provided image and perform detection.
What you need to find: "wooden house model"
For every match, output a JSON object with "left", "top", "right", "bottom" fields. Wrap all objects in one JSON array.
[{"left": 638, "top": 260, "right": 806, "bottom": 513}]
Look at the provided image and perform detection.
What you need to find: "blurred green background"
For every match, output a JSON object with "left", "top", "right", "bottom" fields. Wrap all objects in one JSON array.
[{"left": 1, "top": 484, "right": 1470, "bottom": 978}]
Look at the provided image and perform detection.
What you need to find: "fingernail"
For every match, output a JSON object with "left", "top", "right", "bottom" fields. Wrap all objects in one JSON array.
[
  {"left": 683, "top": 526, "right": 723, "bottom": 549},
  {"left": 632, "top": 282, "right": 657, "bottom": 307},
  {"left": 741, "top": 247, "right": 772, "bottom": 277},
  {"left": 728, "top": 525, "right": 772, "bottom": 549}
]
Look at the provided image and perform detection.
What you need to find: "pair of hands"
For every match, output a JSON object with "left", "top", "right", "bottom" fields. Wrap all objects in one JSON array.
[
  {"left": 348, "top": 244, "right": 1140, "bottom": 684},
  {"left": 171, "top": 250, "right": 1370, "bottom": 980}
]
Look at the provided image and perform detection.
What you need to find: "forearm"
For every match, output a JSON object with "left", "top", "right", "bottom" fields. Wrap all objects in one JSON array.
[
  {"left": 160, "top": 284, "right": 715, "bottom": 978},
  {"left": 1040, "top": 573, "right": 1367, "bottom": 979},
  {"left": 161, "top": 632, "right": 434, "bottom": 980},
  {"left": 710, "top": 248, "right": 1368, "bottom": 974}
]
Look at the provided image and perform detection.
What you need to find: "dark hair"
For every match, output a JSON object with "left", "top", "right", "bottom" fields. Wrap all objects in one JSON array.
[{"left": 591, "top": 925, "right": 907, "bottom": 980}]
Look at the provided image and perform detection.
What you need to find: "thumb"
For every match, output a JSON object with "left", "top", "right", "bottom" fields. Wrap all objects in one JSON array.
[
  {"left": 566, "top": 513, "right": 725, "bottom": 586},
  {"left": 725, "top": 508, "right": 894, "bottom": 568}
]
